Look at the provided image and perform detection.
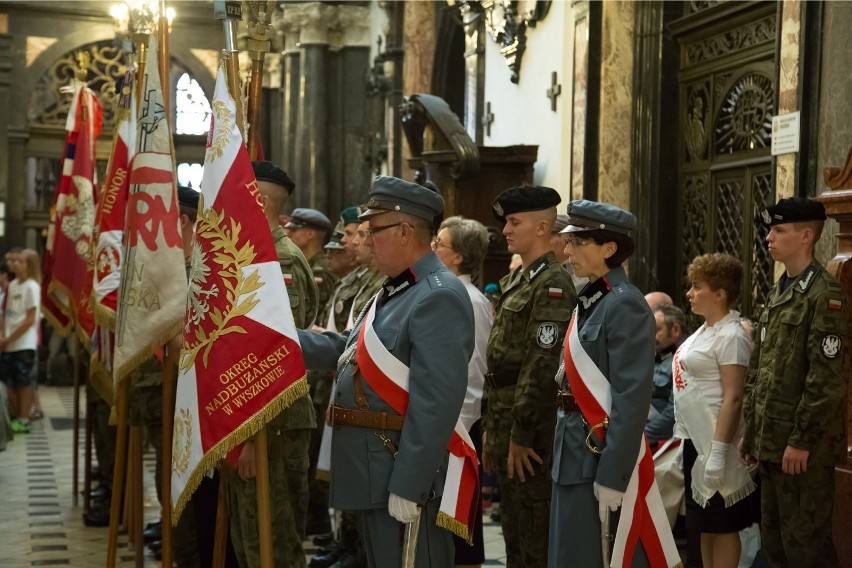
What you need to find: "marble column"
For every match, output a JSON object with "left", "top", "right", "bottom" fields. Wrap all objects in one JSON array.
[
  {"left": 0, "top": 32, "right": 11, "bottom": 249},
  {"left": 275, "top": 11, "right": 302, "bottom": 181},
  {"left": 333, "top": 5, "right": 371, "bottom": 212},
  {"left": 597, "top": 0, "right": 635, "bottom": 211},
  {"left": 400, "top": 1, "right": 435, "bottom": 181},
  {"left": 295, "top": 3, "right": 334, "bottom": 212},
  {"left": 774, "top": 0, "right": 801, "bottom": 203}
]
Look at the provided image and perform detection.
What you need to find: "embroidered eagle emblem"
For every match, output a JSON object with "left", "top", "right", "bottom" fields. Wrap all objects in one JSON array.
[
  {"left": 537, "top": 322, "right": 559, "bottom": 348},
  {"left": 821, "top": 334, "right": 841, "bottom": 359}
]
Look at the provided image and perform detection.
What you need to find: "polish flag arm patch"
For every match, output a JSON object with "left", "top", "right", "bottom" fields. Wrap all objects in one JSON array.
[
  {"left": 828, "top": 298, "right": 842, "bottom": 311},
  {"left": 548, "top": 287, "right": 563, "bottom": 298}
]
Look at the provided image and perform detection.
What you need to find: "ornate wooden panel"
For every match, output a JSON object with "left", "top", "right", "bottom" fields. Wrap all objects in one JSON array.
[{"left": 671, "top": 1, "right": 778, "bottom": 321}]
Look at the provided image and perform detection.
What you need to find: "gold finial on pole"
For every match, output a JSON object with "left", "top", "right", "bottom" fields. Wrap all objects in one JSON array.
[{"left": 244, "top": 1, "right": 274, "bottom": 159}]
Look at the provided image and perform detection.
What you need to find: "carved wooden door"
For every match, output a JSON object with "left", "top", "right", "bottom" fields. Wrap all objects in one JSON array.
[{"left": 671, "top": 1, "right": 778, "bottom": 320}]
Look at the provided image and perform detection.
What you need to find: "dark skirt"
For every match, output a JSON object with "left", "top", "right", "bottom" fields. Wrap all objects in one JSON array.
[
  {"left": 453, "top": 419, "right": 485, "bottom": 564},
  {"left": 683, "top": 439, "right": 760, "bottom": 534}
]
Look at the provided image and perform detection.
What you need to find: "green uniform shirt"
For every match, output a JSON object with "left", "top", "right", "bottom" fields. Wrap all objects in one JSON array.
[
  {"left": 743, "top": 260, "right": 848, "bottom": 465},
  {"left": 485, "top": 251, "right": 576, "bottom": 453},
  {"left": 324, "top": 268, "right": 361, "bottom": 332},
  {"left": 350, "top": 268, "right": 385, "bottom": 325},
  {"left": 271, "top": 225, "right": 318, "bottom": 431},
  {"left": 308, "top": 251, "right": 339, "bottom": 324}
]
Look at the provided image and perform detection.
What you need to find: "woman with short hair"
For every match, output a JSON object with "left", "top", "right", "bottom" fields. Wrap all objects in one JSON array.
[{"left": 675, "top": 252, "right": 759, "bottom": 568}]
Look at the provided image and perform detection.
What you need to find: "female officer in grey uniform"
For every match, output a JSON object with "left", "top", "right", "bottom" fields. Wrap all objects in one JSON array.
[{"left": 549, "top": 201, "right": 679, "bottom": 568}]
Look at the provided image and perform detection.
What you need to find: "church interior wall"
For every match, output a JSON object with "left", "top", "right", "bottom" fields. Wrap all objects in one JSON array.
[{"left": 481, "top": 0, "right": 567, "bottom": 196}]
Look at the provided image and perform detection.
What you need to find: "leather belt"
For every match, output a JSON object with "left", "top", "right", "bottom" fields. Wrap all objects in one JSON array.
[
  {"left": 485, "top": 368, "right": 521, "bottom": 388},
  {"left": 558, "top": 390, "right": 580, "bottom": 413},
  {"left": 331, "top": 405, "right": 404, "bottom": 431}
]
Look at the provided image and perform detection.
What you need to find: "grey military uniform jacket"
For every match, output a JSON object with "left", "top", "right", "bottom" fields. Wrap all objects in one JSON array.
[
  {"left": 552, "top": 267, "right": 656, "bottom": 492},
  {"left": 297, "top": 252, "right": 475, "bottom": 510}
]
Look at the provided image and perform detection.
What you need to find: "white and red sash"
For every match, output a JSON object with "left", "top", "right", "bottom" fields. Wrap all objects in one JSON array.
[
  {"left": 563, "top": 313, "right": 681, "bottom": 568},
  {"left": 354, "top": 295, "right": 479, "bottom": 542}
]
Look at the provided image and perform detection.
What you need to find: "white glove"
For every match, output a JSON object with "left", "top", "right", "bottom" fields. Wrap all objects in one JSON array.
[
  {"left": 388, "top": 492, "right": 420, "bottom": 523},
  {"left": 703, "top": 440, "right": 729, "bottom": 491},
  {"left": 593, "top": 482, "right": 624, "bottom": 524}
]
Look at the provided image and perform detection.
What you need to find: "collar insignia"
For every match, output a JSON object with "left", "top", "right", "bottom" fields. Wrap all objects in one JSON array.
[{"left": 798, "top": 267, "right": 815, "bottom": 291}]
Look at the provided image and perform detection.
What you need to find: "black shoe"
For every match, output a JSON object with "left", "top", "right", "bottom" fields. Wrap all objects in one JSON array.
[
  {"left": 305, "top": 510, "right": 332, "bottom": 536},
  {"left": 309, "top": 545, "right": 347, "bottom": 568},
  {"left": 328, "top": 553, "right": 361, "bottom": 568},
  {"left": 143, "top": 521, "right": 162, "bottom": 542},
  {"left": 83, "top": 506, "right": 111, "bottom": 527},
  {"left": 312, "top": 533, "right": 334, "bottom": 548},
  {"left": 88, "top": 485, "right": 109, "bottom": 500}
]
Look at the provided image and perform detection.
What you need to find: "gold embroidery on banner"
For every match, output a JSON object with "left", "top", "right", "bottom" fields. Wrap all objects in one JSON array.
[
  {"left": 205, "top": 99, "right": 232, "bottom": 163},
  {"left": 180, "top": 201, "right": 264, "bottom": 372},
  {"left": 172, "top": 407, "right": 193, "bottom": 475}
]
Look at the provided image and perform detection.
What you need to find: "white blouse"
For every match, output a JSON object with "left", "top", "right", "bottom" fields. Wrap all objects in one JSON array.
[{"left": 673, "top": 310, "right": 752, "bottom": 439}]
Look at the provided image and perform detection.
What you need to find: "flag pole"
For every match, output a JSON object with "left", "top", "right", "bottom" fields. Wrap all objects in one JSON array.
[
  {"left": 214, "top": 3, "right": 272, "bottom": 566},
  {"left": 245, "top": 1, "right": 274, "bottom": 159},
  {"left": 158, "top": 4, "right": 175, "bottom": 566},
  {"left": 241, "top": 4, "right": 275, "bottom": 566},
  {"left": 106, "top": 382, "right": 130, "bottom": 568}
]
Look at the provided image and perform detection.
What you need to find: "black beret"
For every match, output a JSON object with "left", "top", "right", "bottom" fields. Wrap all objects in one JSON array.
[
  {"left": 492, "top": 185, "right": 561, "bottom": 222},
  {"left": 760, "top": 197, "right": 827, "bottom": 226},
  {"left": 360, "top": 176, "right": 444, "bottom": 222},
  {"left": 252, "top": 160, "right": 295, "bottom": 194},
  {"left": 177, "top": 185, "right": 200, "bottom": 210},
  {"left": 562, "top": 200, "right": 637, "bottom": 236}
]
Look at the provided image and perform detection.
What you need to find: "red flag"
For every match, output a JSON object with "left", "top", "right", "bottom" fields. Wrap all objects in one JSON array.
[
  {"left": 93, "top": 71, "right": 135, "bottom": 329},
  {"left": 171, "top": 63, "right": 308, "bottom": 521},
  {"left": 42, "top": 191, "right": 73, "bottom": 336},
  {"left": 113, "top": 34, "right": 186, "bottom": 384},
  {"left": 47, "top": 84, "right": 102, "bottom": 345}
]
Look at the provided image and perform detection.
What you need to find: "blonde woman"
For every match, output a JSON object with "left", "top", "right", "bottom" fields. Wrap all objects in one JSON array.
[{"left": 0, "top": 249, "right": 42, "bottom": 434}]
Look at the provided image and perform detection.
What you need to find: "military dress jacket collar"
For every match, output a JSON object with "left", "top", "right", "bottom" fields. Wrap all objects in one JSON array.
[
  {"left": 769, "top": 260, "right": 820, "bottom": 309},
  {"left": 502, "top": 251, "right": 559, "bottom": 296}
]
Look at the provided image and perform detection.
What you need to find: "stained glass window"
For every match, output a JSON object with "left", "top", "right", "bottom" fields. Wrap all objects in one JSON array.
[{"left": 175, "top": 72, "right": 211, "bottom": 136}]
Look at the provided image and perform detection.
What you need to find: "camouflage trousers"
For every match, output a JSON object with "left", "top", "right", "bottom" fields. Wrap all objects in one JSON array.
[
  {"left": 87, "top": 384, "right": 116, "bottom": 488},
  {"left": 758, "top": 461, "right": 838, "bottom": 568},
  {"left": 228, "top": 428, "right": 310, "bottom": 568},
  {"left": 496, "top": 469, "right": 551, "bottom": 568}
]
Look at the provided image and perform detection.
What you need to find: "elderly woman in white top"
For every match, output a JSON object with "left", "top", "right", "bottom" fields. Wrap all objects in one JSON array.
[
  {"left": 675, "top": 253, "right": 758, "bottom": 568},
  {"left": 433, "top": 215, "right": 493, "bottom": 568}
]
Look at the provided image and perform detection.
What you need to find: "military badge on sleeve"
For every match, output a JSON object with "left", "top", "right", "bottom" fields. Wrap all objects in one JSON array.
[
  {"left": 821, "top": 334, "right": 842, "bottom": 359},
  {"left": 537, "top": 322, "right": 559, "bottom": 348}
]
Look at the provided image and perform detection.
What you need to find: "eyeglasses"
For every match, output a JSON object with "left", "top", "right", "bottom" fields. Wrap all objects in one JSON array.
[
  {"left": 564, "top": 237, "right": 595, "bottom": 248},
  {"left": 364, "top": 222, "right": 404, "bottom": 237},
  {"left": 432, "top": 237, "right": 453, "bottom": 250}
]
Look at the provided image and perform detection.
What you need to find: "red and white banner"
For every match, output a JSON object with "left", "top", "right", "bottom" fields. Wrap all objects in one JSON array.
[
  {"left": 355, "top": 296, "right": 479, "bottom": 543},
  {"left": 564, "top": 314, "right": 681, "bottom": 568},
  {"left": 46, "top": 83, "right": 103, "bottom": 345},
  {"left": 171, "top": 62, "right": 308, "bottom": 521},
  {"left": 93, "top": 71, "right": 135, "bottom": 328},
  {"left": 113, "top": 34, "right": 186, "bottom": 384}
]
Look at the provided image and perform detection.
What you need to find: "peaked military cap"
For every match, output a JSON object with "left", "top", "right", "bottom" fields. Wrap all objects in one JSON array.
[
  {"left": 252, "top": 160, "right": 295, "bottom": 194},
  {"left": 324, "top": 233, "right": 345, "bottom": 250},
  {"left": 492, "top": 185, "right": 561, "bottom": 223},
  {"left": 340, "top": 206, "right": 362, "bottom": 226},
  {"left": 760, "top": 197, "right": 827, "bottom": 226},
  {"left": 561, "top": 200, "right": 637, "bottom": 236},
  {"left": 285, "top": 208, "right": 332, "bottom": 231},
  {"left": 177, "top": 185, "right": 200, "bottom": 210},
  {"left": 553, "top": 214, "right": 570, "bottom": 233},
  {"left": 360, "top": 176, "right": 444, "bottom": 223}
]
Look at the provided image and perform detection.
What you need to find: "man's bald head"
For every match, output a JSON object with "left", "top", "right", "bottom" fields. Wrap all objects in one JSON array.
[{"left": 645, "top": 291, "right": 673, "bottom": 309}]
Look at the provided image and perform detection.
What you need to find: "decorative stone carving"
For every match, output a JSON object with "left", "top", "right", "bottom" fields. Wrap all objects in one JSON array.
[
  {"left": 336, "top": 5, "right": 371, "bottom": 48},
  {"left": 685, "top": 81, "right": 710, "bottom": 163},
  {"left": 278, "top": 2, "right": 337, "bottom": 46},
  {"left": 714, "top": 71, "right": 774, "bottom": 155},
  {"left": 479, "top": 0, "right": 551, "bottom": 83},
  {"left": 683, "top": 14, "right": 776, "bottom": 66}
]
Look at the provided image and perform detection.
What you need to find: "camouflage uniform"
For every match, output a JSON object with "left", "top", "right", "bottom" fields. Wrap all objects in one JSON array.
[
  {"left": 305, "top": 251, "right": 338, "bottom": 527},
  {"left": 228, "top": 226, "right": 318, "bottom": 568},
  {"left": 350, "top": 268, "right": 385, "bottom": 324},
  {"left": 743, "top": 260, "right": 848, "bottom": 568},
  {"left": 484, "top": 251, "right": 575, "bottom": 568}
]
